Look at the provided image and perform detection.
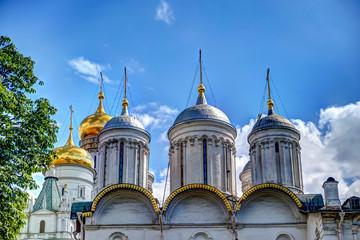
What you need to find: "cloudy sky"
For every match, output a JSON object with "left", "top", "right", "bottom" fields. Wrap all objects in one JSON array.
[{"left": 1, "top": 0, "right": 360, "bottom": 203}]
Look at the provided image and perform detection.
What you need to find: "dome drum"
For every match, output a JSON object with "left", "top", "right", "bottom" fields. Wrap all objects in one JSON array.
[
  {"left": 79, "top": 136, "right": 99, "bottom": 152},
  {"left": 168, "top": 120, "right": 237, "bottom": 142}
]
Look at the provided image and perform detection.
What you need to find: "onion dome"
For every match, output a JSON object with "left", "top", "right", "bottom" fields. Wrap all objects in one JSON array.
[
  {"left": 100, "top": 67, "right": 150, "bottom": 138},
  {"left": 249, "top": 68, "right": 299, "bottom": 138},
  {"left": 169, "top": 50, "right": 235, "bottom": 132},
  {"left": 53, "top": 106, "right": 94, "bottom": 168},
  {"left": 78, "top": 73, "right": 112, "bottom": 152},
  {"left": 78, "top": 92, "right": 112, "bottom": 140}
]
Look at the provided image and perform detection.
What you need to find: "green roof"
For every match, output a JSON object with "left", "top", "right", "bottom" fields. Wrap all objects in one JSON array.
[
  {"left": 32, "top": 176, "right": 61, "bottom": 213},
  {"left": 71, "top": 201, "right": 92, "bottom": 219}
]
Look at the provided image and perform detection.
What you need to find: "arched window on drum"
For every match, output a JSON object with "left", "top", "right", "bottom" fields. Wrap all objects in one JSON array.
[
  {"left": 203, "top": 139, "right": 208, "bottom": 185},
  {"left": 119, "top": 142, "right": 124, "bottom": 183}
]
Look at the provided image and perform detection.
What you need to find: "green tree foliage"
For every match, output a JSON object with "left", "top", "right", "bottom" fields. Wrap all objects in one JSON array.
[{"left": 0, "top": 36, "right": 58, "bottom": 239}]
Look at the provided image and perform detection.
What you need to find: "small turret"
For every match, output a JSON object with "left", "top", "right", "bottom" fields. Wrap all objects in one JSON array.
[{"left": 322, "top": 177, "right": 341, "bottom": 210}]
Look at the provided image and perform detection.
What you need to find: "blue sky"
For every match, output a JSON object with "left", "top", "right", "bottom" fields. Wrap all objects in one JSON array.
[{"left": 1, "top": 0, "right": 360, "bottom": 200}]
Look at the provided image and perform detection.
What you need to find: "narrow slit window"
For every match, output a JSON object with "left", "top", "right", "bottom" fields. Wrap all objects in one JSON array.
[
  {"left": 136, "top": 145, "right": 140, "bottom": 185},
  {"left": 226, "top": 148, "right": 230, "bottom": 191},
  {"left": 119, "top": 142, "right": 124, "bottom": 183},
  {"left": 203, "top": 139, "right": 207, "bottom": 185},
  {"left": 103, "top": 145, "right": 107, "bottom": 187},
  {"left": 180, "top": 143, "right": 184, "bottom": 186},
  {"left": 94, "top": 155, "right": 97, "bottom": 168}
]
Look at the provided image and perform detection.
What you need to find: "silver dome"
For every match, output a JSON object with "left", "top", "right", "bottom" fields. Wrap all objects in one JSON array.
[
  {"left": 249, "top": 113, "right": 299, "bottom": 136},
  {"left": 101, "top": 110, "right": 150, "bottom": 139},
  {"left": 174, "top": 104, "right": 230, "bottom": 125},
  {"left": 242, "top": 161, "right": 251, "bottom": 172},
  {"left": 169, "top": 84, "right": 236, "bottom": 134}
]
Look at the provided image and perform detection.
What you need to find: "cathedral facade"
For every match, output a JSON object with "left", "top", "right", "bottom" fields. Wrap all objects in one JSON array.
[{"left": 19, "top": 60, "right": 360, "bottom": 240}]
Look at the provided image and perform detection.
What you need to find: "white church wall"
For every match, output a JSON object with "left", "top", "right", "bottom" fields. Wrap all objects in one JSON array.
[
  {"left": 307, "top": 212, "right": 324, "bottom": 240},
  {"left": 164, "top": 190, "right": 230, "bottom": 225},
  {"left": 163, "top": 228, "right": 232, "bottom": 240},
  {"left": 237, "top": 226, "right": 307, "bottom": 240},
  {"left": 236, "top": 190, "right": 306, "bottom": 224},
  {"left": 55, "top": 164, "right": 94, "bottom": 201},
  {"left": 27, "top": 210, "right": 57, "bottom": 234},
  {"left": 84, "top": 227, "right": 160, "bottom": 240}
]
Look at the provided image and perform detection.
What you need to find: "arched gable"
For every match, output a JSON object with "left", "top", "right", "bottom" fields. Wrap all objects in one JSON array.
[
  {"left": 163, "top": 184, "right": 231, "bottom": 224},
  {"left": 236, "top": 183, "right": 302, "bottom": 210},
  {"left": 236, "top": 184, "right": 305, "bottom": 224},
  {"left": 82, "top": 184, "right": 159, "bottom": 224}
]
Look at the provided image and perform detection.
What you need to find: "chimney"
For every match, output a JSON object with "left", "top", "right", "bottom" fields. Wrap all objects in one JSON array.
[{"left": 322, "top": 177, "right": 341, "bottom": 210}]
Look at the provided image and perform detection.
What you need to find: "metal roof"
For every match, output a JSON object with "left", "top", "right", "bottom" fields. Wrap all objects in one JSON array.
[{"left": 32, "top": 176, "right": 61, "bottom": 213}]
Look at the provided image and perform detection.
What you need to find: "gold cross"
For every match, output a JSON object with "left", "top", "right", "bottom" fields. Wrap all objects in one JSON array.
[{"left": 69, "top": 105, "right": 74, "bottom": 128}]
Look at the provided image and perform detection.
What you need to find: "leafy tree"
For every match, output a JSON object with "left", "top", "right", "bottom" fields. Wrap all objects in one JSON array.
[{"left": 0, "top": 36, "right": 58, "bottom": 239}]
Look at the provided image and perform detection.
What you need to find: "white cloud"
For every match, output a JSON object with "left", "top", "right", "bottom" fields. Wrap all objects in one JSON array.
[
  {"left": 234, "top": 121, "right": 255, "bottom": 195},
  {"left": 135, "top": 103, "right": 179, "bottom": 133},
  {"left": 126, "top": 59, "right": 145, "bottom": 74},
  {"left": 151, "top": 168, "right": 171, "bottom": 205},
  {"left": 68, "top": 57, "right": 112, "bottom": 84},
  {"left": 155, "top": 0, "right": 175, "bottom": 25},
  {"left": 234, "top": 101, "right": 360, "bottom": 202},
  {"left": 294, "top": 102, "right": 360, "bottom": 200}
]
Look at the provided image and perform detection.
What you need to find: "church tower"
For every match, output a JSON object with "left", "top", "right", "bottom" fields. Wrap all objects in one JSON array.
[
  {"left": 168, "top": 50, "right": 237, "bottom": 196},
  {"left": 247, "top": 69, "right": 303, "bottom": 194},
  {"left": 96, "top": 67, "right": 152, "bottom": 195},
  {"left": 50, "top": 106, "right": 95, "bottom": 201},
  {"left": 78, "top": 72, "right": 112, "bottom": 161}
]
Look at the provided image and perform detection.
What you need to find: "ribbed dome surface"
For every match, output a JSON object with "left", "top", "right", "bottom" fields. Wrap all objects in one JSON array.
[
  {"left": 78, "top": 92, "right": 112, "bottom": 140},
  {"left": 250, "top": 113, "right": 299, "bottom": 136},
  {"left": 52, "top": 140, "right": 94, "bottom": 168},
  {"left": 172, "top": 104, "right": 231, "bottom": 127},
  {"left": 52, "top": 122, "right": 94, "bottom": 168},
  {"left": 78, "top": 112, "right": 112, "bottom": 140}
]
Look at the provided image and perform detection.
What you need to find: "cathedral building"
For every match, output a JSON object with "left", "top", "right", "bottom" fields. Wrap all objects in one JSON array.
[{"left": 19, "top": 53, "right": 360, "bottom": 240}]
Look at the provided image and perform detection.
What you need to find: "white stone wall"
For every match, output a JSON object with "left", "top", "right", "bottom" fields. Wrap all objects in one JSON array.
[
  {"left": 54, "top": 164, "right": 95, "bottom": 202},
  {"left": 239, "top": 168, "right": 252, "bottom": 193},
  {"left": 307, "top": 212, "right": 324, "bottom": 240},
  {"left": 322, "top": 180, "right": 341, "bottom": 210},
  {"left": 168, "top": 121, "right": 237, "bottom": 196},
  {"left": 19, "top": 210, "right": 57, "bottom": 239}
]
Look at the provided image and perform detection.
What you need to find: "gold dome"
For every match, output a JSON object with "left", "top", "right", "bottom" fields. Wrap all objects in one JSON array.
[
  {"left": 78, "top": 92, "right": 112, "bottom": 140},
  {"left": 53, "top": 106, "right": 94, "bottom": 168}
]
